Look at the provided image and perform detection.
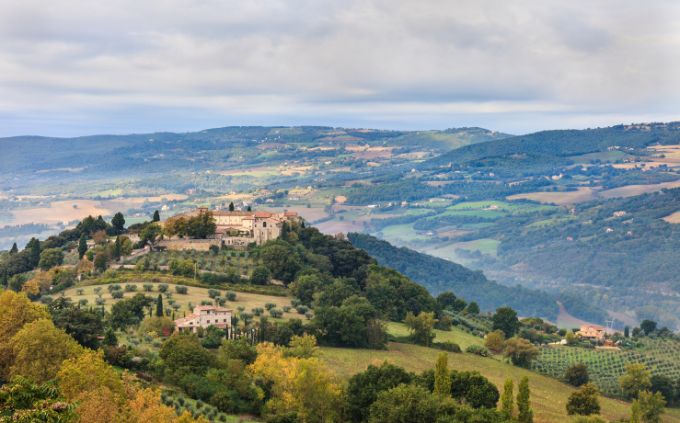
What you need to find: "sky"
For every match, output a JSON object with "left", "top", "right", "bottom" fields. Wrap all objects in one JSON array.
[{"left": 0, "top": 0, "right": 679, "bottom": 137}]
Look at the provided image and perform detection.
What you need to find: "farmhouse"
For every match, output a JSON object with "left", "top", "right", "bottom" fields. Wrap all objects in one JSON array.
[
  {"left": 577, "top": 324, "right": 606, "bottom": 342},
  {"left": 160, "top": 207, "right": 300, "bottom": 250},
  {"left": 174, "top": 305, "right": 232, "bottom": 333}
]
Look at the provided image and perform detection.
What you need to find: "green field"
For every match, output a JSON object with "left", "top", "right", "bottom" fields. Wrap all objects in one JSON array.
[
  {"left": 533, "top": 338, "right": 680, "bottom": 398},
  {"left": 126, "top": 250, "right": 258, "bottom": 276}
]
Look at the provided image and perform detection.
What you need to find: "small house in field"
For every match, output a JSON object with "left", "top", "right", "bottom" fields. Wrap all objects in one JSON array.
[
  {"left": 577, "top": 324, "right": 606, "bottom": 342},
  {"left": 174, "top": 305, "right": 232, "bottom": 333}
]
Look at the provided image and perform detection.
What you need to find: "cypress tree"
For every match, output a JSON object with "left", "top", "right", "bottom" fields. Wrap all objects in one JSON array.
[
  {"left": 501, "top": 379, "right": 514, "bottom": 419},
  {"left": 246, "top": 205, "right": 252, "bottom": 212},
  {"left": 9, "top": 243, "right": 18, "bottom": 254},
  {"left": 517, "top": 376, "right": 533, "bottom": 423},
  {"left": 26, "top": 238, "right": 41, "bottom": 267},
  {"left": 152, "top": 210, "right": 160, "bottom": 222},
  {"left": 434, "top": 352, "right": 451, "bottom": 399},
  {"left": 112, "top": 236, "right": 122, "bottom": 260},
  {"left": 228, "top": 202, "right": 235, "bottom": 212},
  {"left": 78, "top": 234, "right": 88, "bottom": 259},
  {"left": 156, "top": 294, "right": 164, "bottom": 317}
]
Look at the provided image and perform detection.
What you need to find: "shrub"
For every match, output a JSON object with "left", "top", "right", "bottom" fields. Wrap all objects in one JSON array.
[
  {"left": 565, "top": 363, "right": 590, "bottom": 387},
  {"left": 282, "top": 305, "right": 291, "bottom": 312},
  {"left": 175, "top": 285, "right": 188, "bottom": 295},
  {"left": 76, "top": 288, "right": 84, "bottom": 295},
  {"left": 108, "top": 284, "right": 122, "bottom": 292},
  {"left": 96, "top": 298, "right": 106, "bottom": 306},
  {"left": 269, "top": 309, "right": 283, "bottom": 318},
  {"left": 434, "top": 341, "right": 461, "bottom": 353},
  {"left": 296, "top": 305, "right": 309, "bottom": 315},
  {"left": 252, "top": 307, "right": 264, "bottom": 316},
  {"left": 125, "top": 284, "right": 137, "bottom": 292},
  {"left": 208, "top": 289, "right": 221, "bottom": 299},
  {"left": 226, "top": 292, "right": 237, "bottom": 301},
  {"left": 143, "top": 284, "right": 154, "bottom": 292},
  {"left": 78, "top": 299, "right": 88, "bottom": 307},
  {"left": 111, "top": 290, "right": 124, "bottom": 299},
  {"left": 264, "top": 302, "right": 276, "bottom": 310},
  {"left": 158, "top": 284, "right": 169, "bottom": 293},
  {"left": 466, "top": 344, "right": 490, "bottom": 357}
]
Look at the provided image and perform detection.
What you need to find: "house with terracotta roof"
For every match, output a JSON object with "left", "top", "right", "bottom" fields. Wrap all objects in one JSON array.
[
  {"left": 174, "top": 305, "right": 232, "bottom": 333},
  {"left": 577, "top": 324, "right": 606, "bottom": 342}
]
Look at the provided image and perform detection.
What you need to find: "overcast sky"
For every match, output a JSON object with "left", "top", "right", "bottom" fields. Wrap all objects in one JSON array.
[{"left": 0, "top": 0, "right": 679, "bottom": 137}]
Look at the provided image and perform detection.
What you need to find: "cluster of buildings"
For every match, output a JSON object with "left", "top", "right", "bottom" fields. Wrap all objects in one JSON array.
[{"left": 158, "top": 207, "right": 299, "bottom": 250}]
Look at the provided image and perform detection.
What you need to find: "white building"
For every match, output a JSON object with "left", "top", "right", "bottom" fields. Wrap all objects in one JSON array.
[{"left": 174, "top": 305, "right": 232, "bottom": 333}]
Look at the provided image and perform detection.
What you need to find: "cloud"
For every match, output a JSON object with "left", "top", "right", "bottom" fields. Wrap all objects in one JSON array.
[{"left": 0, "top": 0, "right": 678, "bottom": 136}]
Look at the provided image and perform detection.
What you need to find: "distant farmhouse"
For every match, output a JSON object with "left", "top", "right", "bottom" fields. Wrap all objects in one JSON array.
[
  {"left": 174, "top": 305, "right": 232, "bottom": 333},
  {"left": 577, "top": 324, "right": 606, "bottom": 342},
  {"left": 158, "top": 207, "right": 300, "bottom": 250}
]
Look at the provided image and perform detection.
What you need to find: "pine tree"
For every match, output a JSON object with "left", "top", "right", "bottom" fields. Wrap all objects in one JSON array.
[
  {"left": 156, "top": 294, "right": 164, "bottom": 317},
  {"left": 229, "top": 202, "right": 235, "bottom": 212},
  {"left": 517, "top": 376, "right": 533, "bottom": 423},
  {"left": 501, "top": 379, "right": 514, "bottom": 419},
  {"left": 9, "top": 243, "right": 18, "bottom": 254},
  {"left": 434, "top": 353, "right": 451, "bottom": 399},
  {"left": 152, "top": 210, "right": 160, "bottom": 222},
  {"left": 78, "top": 234, "right": 88, "bottom": 259},
  {"left": 111, "top": 212, "right": 125, "bottom": 234},
  {"left": 246, "top": 205, "right": 252, "bottom": 212}
]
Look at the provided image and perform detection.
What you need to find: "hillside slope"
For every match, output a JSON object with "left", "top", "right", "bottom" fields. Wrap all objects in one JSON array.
[{"left": 347, "top": 232, "right": 559, "bottom": 319}]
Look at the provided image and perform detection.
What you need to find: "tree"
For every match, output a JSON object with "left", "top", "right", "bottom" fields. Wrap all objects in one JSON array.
[
  {"left": 38, "top": 248, "right": 64, "bottom": 270},
  {"left": 404, "top": 312, "right": 435, "bottom": 346},
  {"left": 9, "top": 243, "right": 18, "bottom": 254},
  {"left": 434, "top": 353, "right": 451, "bottom": 399},
  {"left": 368, "top": 384, "right": 439, "bottom": 423},
  {"left": 229, "top": 202, "right": 235, "bottom": 212},
  {"left": 109, "top": 294, "right": 153, "bottom": 329},
  {"left": 484, "top": 329, "right": 505, "bottom": 354},
  {"left": 565, "top": 363, "right": 590, "bottom": 387},
  {"left": 0, "top": 291, "right": 50, "bottom": 380},
  {"left": 152, "top": 210, "right": 160, "bottom": 222},
  {"left": 111, "top": 212, "right": 125, "bottom": 234},
  {"left": 501, "top": 379, "right": 514, "bottom": 420},
  {"left": 466, "top": 301, "right": 480, "bottom": 315},
  {"left": 503, "top": 337, "right": 539, "bottom": 367},
  {"left": 640, "top": 320, "right": 657, "bottom": 336},
  {"left": 450, "top": 370, "right": 499, "bottom": 409},
  {"left": 632, "top": 390, "right": 665, "bottom": 423},
  {"left": 250, "top": 265, "right": 271, "bottom": 285},
  {"left": 566, "top": 383, "right": 600, "bottom": 416},
  {"left": 217, "top": 338, "right": 257, "bottom": 365},
  {"left": 103, "top": 327, "right": 118, "bottom": 346},
  {"left": 249, "top": 343, "right": 343, "bottom": 422},
  {"left": 49, "top": 297, "right": 104, "bottom": 349},
  {"left": 0, "top": 377, "right": 77, "bottom": 422},
  {"left": 58, "top": 349, "right": 125, "bottom": 403},
  {"left": 159, "top": 333, "right": 213, "bottom": 379},
  {"left": 345, "top": 362, "right": 413, "bottom": 422},
  {"left": 286, "top": 334, "right": 318, "bottom": 359},
  {"left": 620, "top": 363, "right": 652, "bottom": 399},
  {"left": 155, "top": 294, "right": 164, "bottom": 317},
  {"left": 650, "top": 375, "right": 674, "bottom": 404},
  {"left": 517, "top": 376, "right": 533, "bottom": 423},
  {"left": 93, "top": 253, "right": 108, "bottom": 273},
  {"left": 26, "top": 238, "right": 41, "bottom": 267},
  {"left": 10, "top": 319, "right": 83, "bottom": 383},
  {"left": 112, "top": 236, "right": 122, "bottom": 260},
  {"left": 78, "top": 234, "right": 88, "bottom": 259},
  {"left": 492, "top": 307, "right": 520, "bottom": 338},
  {"left": 260, "top": 240, "right": 301, "bottom": 284},
  {"left": 140, "top": 223, "right": 162, "bottom": 245}
]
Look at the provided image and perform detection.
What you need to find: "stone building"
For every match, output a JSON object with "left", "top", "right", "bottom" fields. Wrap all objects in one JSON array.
[
  {"left": 174, "top": 305, "right": 232, "bottom": 333},
  {"left": 159, "top": 208, "right": 299, "bottom": 250}
]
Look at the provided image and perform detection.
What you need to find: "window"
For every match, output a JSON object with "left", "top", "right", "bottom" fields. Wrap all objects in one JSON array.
[
  {"left": 207, "top": 320, "right": 210, "bottom": 323},
  {"left": 263, "top": 221, "right": 267, "bottom": 228}
]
